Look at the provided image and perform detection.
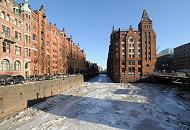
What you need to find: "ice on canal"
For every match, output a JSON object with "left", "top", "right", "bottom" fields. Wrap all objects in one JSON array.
[{"left": 0, "top": 74, "right": 190, "bottom": 130}]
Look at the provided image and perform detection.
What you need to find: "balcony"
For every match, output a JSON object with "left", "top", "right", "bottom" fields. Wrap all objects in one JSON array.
[{"left": 0, "top": 33, "right": 16, "bottom": 43}]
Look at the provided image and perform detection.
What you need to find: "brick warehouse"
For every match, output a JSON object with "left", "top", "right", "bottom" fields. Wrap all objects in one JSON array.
[
  {"left": 0, "top": 0, "right": 91, "bottom": 77},
  {"left": 107, "top": 9, "right": 156, "bottom": 82}
]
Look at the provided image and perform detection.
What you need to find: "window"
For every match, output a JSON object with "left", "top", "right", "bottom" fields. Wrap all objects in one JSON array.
[
  {"left": 25, "top": 24, "right": 30, "bottom": 31},
  {"left": 25, "top": 24, "right": 28, "bottom": 31},
  {"left": 2, "top": 42, "right": 10, "bottom": 53},
  {"left": 6, "top": 14, "right": 10, "bottom": 21},
  {"left": 33, "top": 44, "right": 37, "bottom": 49},
  {"left": 1, "top": 11, "right": 5, "bottom": 19},
  {"left": 33, "top": 34, "right": 37, "bottom": 41},
  {"left": 15, "top": 46, "right": 21, "bottom": 55},
  {"left": 129, "top": 60, "right": 135, "bottom": 65},
  {"left": 128, "top": 67, "right": 135, "bottom": 75},
  {"left": 25, "top": 13, "right": 28, "bottom": 19},
  {"left": 1, "top": 59, "right": 10, "bottom": 71},
  {"left": 122, "top": 68, "right": 125, "bottom": 73},
  {"left": 2, "top": 25, "right": 10, "bottom": 36},
  {"left": 25, "top": 48, "right": 29, "bottom": 56},
  {"left": 15, "top": 18, "right": 18, "bottom": 25},
  {"left": 18, "top": 21, "right": 21, "bottom": 27},
  {"left": 14, "top": 61, "right": 21, "bottom": 70},
  {"left": 15, "top": 31, "right": 21, "bottom": 41},
  {"left": 129, "top": 37, "right": 134, "bottom": 42},
  {"left": 138, "top": 43, "right": 141, "bottom": 48},
  {"left": 138, "top": 60, "right": 141, "bottom": 65},
  {"left": 144, "top": 32, "right": 147, "bottom": 41},
  {"left": 25, "top": 35, "right": 30, "bottom": 43},
  {"left": 138, "top": 68, "right": 142, "bottom": 75},
  {"left": 25, "top": 63, "right": 29, "bottom": 69}
]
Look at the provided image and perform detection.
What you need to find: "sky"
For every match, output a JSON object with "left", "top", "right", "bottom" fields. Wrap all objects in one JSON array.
[{"left": 17, "top": 0, "right": 190, "bottom": 69}]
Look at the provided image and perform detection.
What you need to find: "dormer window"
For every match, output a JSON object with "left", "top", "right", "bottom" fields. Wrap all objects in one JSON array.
[{"left": 13, "top": 7, "right": 20, "bottom": 15}]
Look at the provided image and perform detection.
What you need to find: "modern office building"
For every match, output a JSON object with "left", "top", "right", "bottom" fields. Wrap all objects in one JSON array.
[
  {"left": 158, "top": 48, "right": 174, "bottom": 57},
  {"left": 156, "top": 48, "right": 174, "bottom": 72},
  {"left": 107, "top": 9, "right": 156, "bottom": 82}
]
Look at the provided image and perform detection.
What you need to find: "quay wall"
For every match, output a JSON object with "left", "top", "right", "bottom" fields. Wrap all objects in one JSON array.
[{"left": 0, "top": 75, "right": 84, "bottom": 119}]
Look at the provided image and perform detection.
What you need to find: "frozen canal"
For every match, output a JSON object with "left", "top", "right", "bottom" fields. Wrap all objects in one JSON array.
[{"left": 0, "top": 74, "right": 190, "bottom": 130}]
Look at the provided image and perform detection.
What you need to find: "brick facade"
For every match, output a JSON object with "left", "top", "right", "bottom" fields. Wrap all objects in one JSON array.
[
  {"left": 174, "top": 42, "right": 190, "bottom": 72},
  {"left": 0, "top": 0, "right": 88, "bottom": 77},
  {"left": 107, "top": 9, "right": 156, "bottom": 82}
]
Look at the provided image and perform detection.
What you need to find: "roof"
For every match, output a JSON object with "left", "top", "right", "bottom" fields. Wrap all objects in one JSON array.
[{"left": 141, "top": 9, "right": 150, "bottom": 21}]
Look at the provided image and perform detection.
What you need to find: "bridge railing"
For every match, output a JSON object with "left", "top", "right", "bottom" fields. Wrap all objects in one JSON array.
[{"left": 152, "top": 71, "right": 188, "bottom": 78}]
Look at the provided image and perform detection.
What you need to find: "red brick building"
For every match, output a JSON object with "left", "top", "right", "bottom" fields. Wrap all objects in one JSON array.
[
  {"left": 107, "top": 9, "right": 156, "bottom": 82},
  {"left": 0, "top": 0, "right": 88, "bottom": 77}
]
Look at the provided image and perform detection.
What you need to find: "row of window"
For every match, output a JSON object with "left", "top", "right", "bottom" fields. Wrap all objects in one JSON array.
[
  {"left": 122, "top": 60, "right": 142, "bottom": 66},
  {"left": 1, "top": 59, "right": 29, "bottom": 71},
  {"left": 1, "top": 11, "right": 10, "bottom": 21},
  {"left": 1, "top": 6, "right": 31, "bottom": 23},
  {"left": 1, "top": 59, "right": 24, "bottom": 71},
  {"left": 2, "top": 25, "right": 37, "bottom": 42},
  {"left": 1, "top": 11, "right": 22, "bottom": 27},
  {"left": 2, "top": 41, "right": 31, "bottom": 57},
  {"left": 122, "top": 67, "right": 142, "bottom": 75}
]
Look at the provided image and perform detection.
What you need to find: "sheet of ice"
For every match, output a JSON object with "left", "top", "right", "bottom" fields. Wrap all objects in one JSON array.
[{"left": 0, "top": 74, "right": 190, "bottom": 130}]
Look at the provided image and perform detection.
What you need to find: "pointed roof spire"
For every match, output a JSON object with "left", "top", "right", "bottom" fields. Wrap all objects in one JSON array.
[
  {"left": 112, "top": 26, "right": 114, "bottom": 31},
  {"left": 141, "top": 9, "right": 150, "bottom": 21},
  {"left": 129, "top": 25, "right": 133, "bottom": 31},
  {"left": 24, "top": 0, "right": 29, "bottom": 4}
]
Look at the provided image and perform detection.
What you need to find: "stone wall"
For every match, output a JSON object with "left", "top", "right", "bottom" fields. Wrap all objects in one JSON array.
[{"left": 0, "top": 75, "right": 84, "bottom": 119}]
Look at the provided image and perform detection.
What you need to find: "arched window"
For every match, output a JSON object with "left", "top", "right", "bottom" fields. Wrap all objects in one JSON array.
[
  {"left": 14, "top": 60, "right": 21, "bottom": 71},
  {"left": 1, "top": 11, "right": 5, "bottom": 19},
  {"left": 1, "top": 59, "right": 10, "bottom": 71}
]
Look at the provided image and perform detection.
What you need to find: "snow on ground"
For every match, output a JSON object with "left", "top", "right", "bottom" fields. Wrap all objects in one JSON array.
[{"left": 0, "top": 74, "right": 190, "bottom": 130}]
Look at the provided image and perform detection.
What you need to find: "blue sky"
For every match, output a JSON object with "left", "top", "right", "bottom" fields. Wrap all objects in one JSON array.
[{"left": 18, "top": 0, "right": 190, "bottom": 69}]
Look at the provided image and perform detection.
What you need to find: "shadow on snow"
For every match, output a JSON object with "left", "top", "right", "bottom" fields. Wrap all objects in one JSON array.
[{"left": 28, "top": 93, "right": 146, "bottom": 129}]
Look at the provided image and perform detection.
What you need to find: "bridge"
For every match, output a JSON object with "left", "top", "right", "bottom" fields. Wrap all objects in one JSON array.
[{"left": 149, "top": 73, "right": 190, "bottom": 87}]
